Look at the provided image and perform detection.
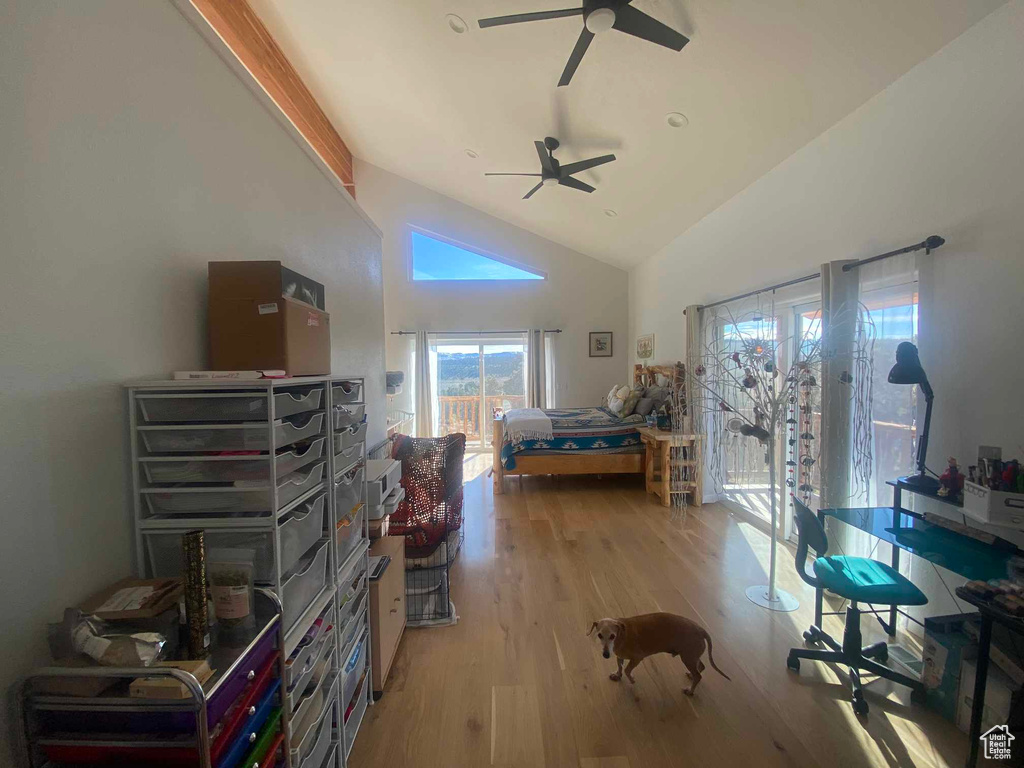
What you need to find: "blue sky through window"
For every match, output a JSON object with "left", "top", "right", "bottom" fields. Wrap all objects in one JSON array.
[{"left": 412, "top": 231, "right": 544, "bottom": 281}]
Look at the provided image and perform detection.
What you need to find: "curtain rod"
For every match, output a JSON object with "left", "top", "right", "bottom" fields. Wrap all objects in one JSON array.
[
  {"left": 692, "top": 235, "right": 945, "bottom": 313},
  {"left": 390, "top": 329, "right": 562, "bottom": 335}
]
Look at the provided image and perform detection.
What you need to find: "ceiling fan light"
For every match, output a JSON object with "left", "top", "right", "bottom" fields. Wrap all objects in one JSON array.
[
  {"left": 585, "top": 7, "right": 616, "bottom": 34},
  {"left": 542, "top": 177, "right": 559, "bottom": 186}
]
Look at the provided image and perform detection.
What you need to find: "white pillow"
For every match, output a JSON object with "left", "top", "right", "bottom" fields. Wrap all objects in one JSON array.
[
  {"left": 608, "top": 385, "right": 631, "bottom": 414},
  {"left": 606, "top": 384, "right": 621, "bottom": 409}
]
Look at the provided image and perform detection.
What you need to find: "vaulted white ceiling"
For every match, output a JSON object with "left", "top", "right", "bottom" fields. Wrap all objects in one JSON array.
[{"left": 249, "top": 0, "right": 1004, "bottom": 269}]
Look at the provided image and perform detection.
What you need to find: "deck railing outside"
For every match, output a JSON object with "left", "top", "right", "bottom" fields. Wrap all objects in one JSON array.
[{"left": 438, "top": 394, "right": 525, "bottom": 443}]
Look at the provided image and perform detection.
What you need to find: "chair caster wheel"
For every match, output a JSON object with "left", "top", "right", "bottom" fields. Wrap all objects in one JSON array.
[
  {"left": 911, "top": 687, "right": 926, "bottom": 705},
  {"left": 803, "top": 629, "right": 819, "bottom": 644},
  {"left": 876, "top": 647, "right": 888, "bottom": 663},
  {"left": 786, "top": 655, "right": 800, "bottom": 672},
  {"left": 852, "top": 697, "right": 869, "bottom": 716}
]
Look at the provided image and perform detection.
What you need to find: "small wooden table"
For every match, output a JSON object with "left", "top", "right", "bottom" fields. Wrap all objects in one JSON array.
[{"left": 637, "top": 426, "right": 702, "bottom": 508}]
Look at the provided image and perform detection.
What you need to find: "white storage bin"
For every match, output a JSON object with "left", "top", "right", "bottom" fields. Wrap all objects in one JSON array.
[
  {"left": 139, "top": 412, "right": 324, "bottom": 453},
  {"left": 332, "top": 380, "right": 362, "bottom": 404},
  {"left": 338, "top": 567, "right": 367, "bottom": 612},
  {"left": 333, "top": 422, "right": 367, "bottom": 455},
  {"left": 344, "top": 673, "right": 368, "bottom": 755},
  {"left": 277, "top": 462, "right": 325, "bottom": 509},
  {"left": 292, "top": 697, "right": 334, "bottom": 768},
  {"left": 144, "top": 530, "right": 275, "bottom": 582},
  {"left": 336, "top": 502, "right": 366, "bottom": 566},
  {"left": 334, "top": 445, "right": 361, "bottom": 477},
  {"left": 341, "top": 592, "right": 368, "bottom": 651},
  {"left": 288, "top": 639, "right": 335, "bottom": 713},
  {"left": 141, "top": 461, "right": 324, "bottom": 517},
  {"left": 137, "top": 389, "right": 322, "bottom": 423},
  {"left": 286, "top": 601, "right": 335, "bottom": 688},
  {"left": 332, "top": 404, "right": 365, "bottom": 431},
  {"left": 279, "top": 493, "right": 327, "bottom": 575},
  {"left": 143, "top": 487, "right": 271, "bottom": 516},
  {"left": 282, "top": 538, "right": 330, "bottom": 632},
  {"left": 334, "top": 466, "right": 365, "bottom": 518},
  {"left": 292, "top": 673, "right": 338, "bottom": 758},
  {"left": 964, "top": 481, "right": 1024, "bottom": 528},
  {"left": 340, "top": 628, "right": 368, "bottom": 709},
  {"left": 141, "top": 437, "right": 325, "bottom": 485}
]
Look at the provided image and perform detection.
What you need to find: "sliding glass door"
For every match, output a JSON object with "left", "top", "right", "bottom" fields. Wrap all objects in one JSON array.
[{"left": 434, "top": 335, "right": 527, "bottom": 449}]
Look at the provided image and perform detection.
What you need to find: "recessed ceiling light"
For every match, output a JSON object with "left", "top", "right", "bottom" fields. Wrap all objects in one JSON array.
[
  {"left": 464, "top": 149, "right": 479, "bottom": 159},
  {"left": 604, "top": 209, "right": 618, "bottom": 218},
  {"left": 446, "top": 14, "right": 468, "bottom": 34},
  {"left": 666, "top": 112, "right": 689, "bottom": 128}
]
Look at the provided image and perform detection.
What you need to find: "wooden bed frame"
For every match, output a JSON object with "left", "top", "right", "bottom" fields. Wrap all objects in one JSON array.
[
  {"left": 491, "top": 364, "right": 685, "bottom": 494},
  {"left": 491, "top": 416, "right": 643, "bottom": 493}
]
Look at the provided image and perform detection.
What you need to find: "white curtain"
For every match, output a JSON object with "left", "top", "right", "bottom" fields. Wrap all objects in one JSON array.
[
  {"left": 526, "top": 329, "right": 549, "bottom": 409},
  {"left": 414, "top": 331, "right": 437, "bottom": 437},
  {"left": 544, "top": 332, "right": 557, "bottom": 408},
  {"left": 821, "top": 253, "right": 919, "bottom": 561}
]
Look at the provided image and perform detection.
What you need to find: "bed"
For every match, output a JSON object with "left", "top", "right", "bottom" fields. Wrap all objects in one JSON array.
[
  {"left": 492, "top": 406, "right": 645, "bottom": 493},
  {"left": 491, "top": 364, "right": 691, "bottom": 494}
]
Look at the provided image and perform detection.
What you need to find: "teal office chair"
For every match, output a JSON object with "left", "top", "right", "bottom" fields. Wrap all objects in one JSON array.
[{"left": 787, "top": 498, "right": 927, "bottom": 716}]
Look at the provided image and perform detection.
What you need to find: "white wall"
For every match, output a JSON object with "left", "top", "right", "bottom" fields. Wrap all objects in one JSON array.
[
  {"left": 0, "top": 1, "right": 385, "bottom": 760},
  {"left": 354, "top": 160, "right": 631, "bottom": 417},
  {"left": 629, "top": 1, "right": 1024, "bottom": 612}
]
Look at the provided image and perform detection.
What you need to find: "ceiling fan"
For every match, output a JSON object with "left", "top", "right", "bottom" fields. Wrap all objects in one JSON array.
[
  {"left": 478, "top": 1, "right": 689, "bottom": 87},
  {"left": 485, "top": 137, "right": 616, "bottom": 199}
]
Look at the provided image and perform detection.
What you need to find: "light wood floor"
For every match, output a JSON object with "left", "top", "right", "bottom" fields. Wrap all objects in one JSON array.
[{"left": 351, "top": 453, "right": 970, "bottom": 768}]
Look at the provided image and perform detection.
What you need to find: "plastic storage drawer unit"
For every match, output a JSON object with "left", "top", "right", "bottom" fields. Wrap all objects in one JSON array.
[
  {"left": 334, "top": 466, "right": 365, "bottom": 518},
  {"left": 332, "top": 404, "right": 365, "bottom": 431},
  {"left": 334, "top": 445, "right": 361, "bottom": 477},
  {"left": 139, "top": 413, "right": 324, "bottom": 453},
  {"left": 334, "top": 421, "right": 367, "bottom": 454},
  {"left": 279, "top": 493, "right": 327, "bottom": 576},
  {"left": 281, "top": 539, "right": 330, "bottom": 632},
  {"left": 336, "top": 503, "right": 366, "bottom": 567},
  {"left": 140, "top": 462, "right": 324, "bottom": 517},
  {"left": 332, "top": 381, "right": 362, "bottom": 404},
  {"left": 340, "top": 629, "right": 368, "bottom": 708},
  {"left": 286, "top": 601, "right": 335, "bottom": 689},
  {"left": 343, "top": 674, "right": 368, "bottom": 756},
  {"left": 137, "top": 389, "right": 322, "bottom": 422},
  {"left": 141, "top": 437, "right": 325, "bottom": 484},
  {"left": 290, "top": 698, "right": 334, "bottom": 768}
]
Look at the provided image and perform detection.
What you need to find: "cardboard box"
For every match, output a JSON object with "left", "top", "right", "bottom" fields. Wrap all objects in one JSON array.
[
  {"left": 209, "top": 296, "right": 330, "bottom": 376},
  {"left": 130, "top": 660, "right": 213, "bottom": 700},
  {"left": 956, "top": 657, "right": 1023, "bottom": 734},
  {"left": 209, "top": 261, "right": 325, "bottom": 310},
  {"left": 208, "top": 262, "right": 331, "bottom": 376},
  {"left": 923, "top": 613, "right": 979, "bottom": 723},
  {"left": 79, "top": 578, "right": 182, "bottom": 621}
]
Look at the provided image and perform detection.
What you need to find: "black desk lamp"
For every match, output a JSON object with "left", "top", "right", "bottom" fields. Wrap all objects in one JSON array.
[{"left": 887, "top": 341, "right": 940, "bottom": 493}]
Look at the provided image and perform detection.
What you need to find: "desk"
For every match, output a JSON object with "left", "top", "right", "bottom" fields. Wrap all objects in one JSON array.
[
  {"left": 636, "top": 427, "right": 702, "bottom": 508},
  {"left": 954, "top": 587, "right": 1024, "bottom": 767},
  {"left": 824, "top": 482, "right": 1023, "bottom": 768},
  {"left": 819, "top": 481, "right": 1017, "bottom": 635}
]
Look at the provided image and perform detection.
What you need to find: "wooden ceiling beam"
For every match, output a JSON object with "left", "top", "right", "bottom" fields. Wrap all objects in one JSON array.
[{"left": 190, "top": 0, "right": 356, "bottom": 195}]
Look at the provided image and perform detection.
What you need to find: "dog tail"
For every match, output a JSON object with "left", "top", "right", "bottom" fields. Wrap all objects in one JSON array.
[{"left": 705, "top": 632, "right": 731, "bottom": 681}]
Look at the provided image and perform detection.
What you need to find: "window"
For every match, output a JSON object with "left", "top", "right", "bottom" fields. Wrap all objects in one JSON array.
[
  {"left": 410, "top": 230, "right": 544, "bottom": 281},
  {"left": 432, "top": 334, "right": 528, "bottom": 449}
]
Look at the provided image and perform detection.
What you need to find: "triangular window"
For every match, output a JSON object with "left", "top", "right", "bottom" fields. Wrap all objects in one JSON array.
[{"left": 411, "top": 230, "right": 545, "bottom": 281}]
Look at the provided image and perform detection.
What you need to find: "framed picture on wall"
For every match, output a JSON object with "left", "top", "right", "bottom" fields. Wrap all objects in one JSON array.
[
  {"left": 589, "top": 331, "right": 613, "bottom": 357},
  {"left": 636, "top": 333, "right": 654, "bottom": 360}
]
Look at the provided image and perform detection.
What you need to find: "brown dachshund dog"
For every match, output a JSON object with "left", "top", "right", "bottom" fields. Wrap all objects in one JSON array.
[{"left": 589, "top": 612, "right": 730, "bottom": 695}]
